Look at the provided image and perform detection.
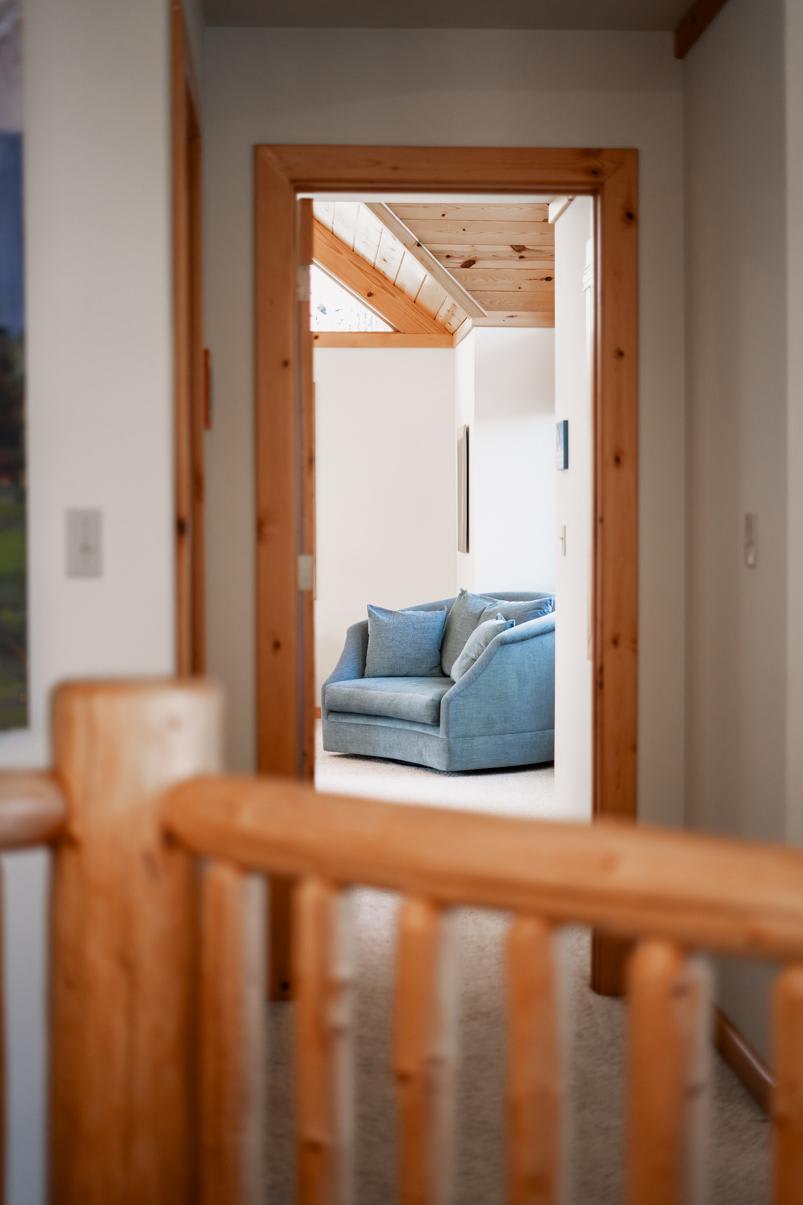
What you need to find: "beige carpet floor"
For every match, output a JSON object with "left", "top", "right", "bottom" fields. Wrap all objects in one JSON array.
[{"left": 263, "top": 739, "right": 771, "bottom": 1203}]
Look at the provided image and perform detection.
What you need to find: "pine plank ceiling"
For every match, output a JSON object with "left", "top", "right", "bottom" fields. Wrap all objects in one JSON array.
[
  {"left": 204, "top": 0, "right": 690, "bottom": 29},
  {"left": 312, "top": 200, "right": 555, "bottom": 332}
]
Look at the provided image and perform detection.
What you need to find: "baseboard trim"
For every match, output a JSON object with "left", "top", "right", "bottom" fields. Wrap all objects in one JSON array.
[{"left": 714, "top": 1007, "right": 773, "bottom": 1114}]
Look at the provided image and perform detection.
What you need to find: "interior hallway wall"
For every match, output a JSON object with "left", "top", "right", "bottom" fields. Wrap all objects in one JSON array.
[
  {"left": 464, "top": 327, "right": 556, "bottom": 595},
  {"left": 0, "top": 1, "right": 178, "bottom": 1200},
  {"left": 786, "top": 0, "right": 803, "bottom": 850},
  {"left": 314, "top": 348, "right": 456, "bottom": 695},
  {"left": 203, "top": 26, "right": 686, "bottom": 832},
  {"left": 553, "top": 199, "right": 594, "bottom": 822},
  {"left": 454, "top": 330, "right": 476, "bottom": 591},
  {"left": 684, "top": 0, "right": 788, "bottom": 1062}
]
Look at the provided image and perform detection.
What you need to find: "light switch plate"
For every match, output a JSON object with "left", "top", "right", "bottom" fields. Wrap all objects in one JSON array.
[{"left": 66, "top": 508, "right": 103, "bottom": 578}]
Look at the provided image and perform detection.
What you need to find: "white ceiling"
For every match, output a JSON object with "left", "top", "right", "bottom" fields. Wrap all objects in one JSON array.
[{"left": 203, "top": 0, "right": 690, "bottom": 31}]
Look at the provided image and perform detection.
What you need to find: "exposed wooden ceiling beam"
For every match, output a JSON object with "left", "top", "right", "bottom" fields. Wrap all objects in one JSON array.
[
  {"left": 312, "top": 332, "right": 453, "bottom": 349},
  {"left": 674, "top": 0, "right": 730, "bottom": 58},
  {"left": 366, "top": 203, "right": 486, "bottom": 320},
  {"left": 312, "top": 220, "right": 448, "bottom": 336}
]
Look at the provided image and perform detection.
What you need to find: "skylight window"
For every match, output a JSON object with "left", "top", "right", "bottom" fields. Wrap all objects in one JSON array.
[{"left": 310, "top": 265, "right": 392, "bottom": 332}]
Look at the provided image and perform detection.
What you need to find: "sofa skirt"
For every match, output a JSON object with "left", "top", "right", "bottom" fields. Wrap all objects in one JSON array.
[{"left": 322, "top": 712, "right": 554, "bottom": 773}]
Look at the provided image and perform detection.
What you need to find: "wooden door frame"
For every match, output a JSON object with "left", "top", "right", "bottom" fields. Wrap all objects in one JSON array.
[
  {"left": 171, "top": 0, "right": 205, "bottom": 674},
  {"left": 254, "top": 146, "right": 639, "bottom": 997}
]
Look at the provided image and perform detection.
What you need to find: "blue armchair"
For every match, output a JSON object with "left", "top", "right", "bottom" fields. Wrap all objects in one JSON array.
[{"left": 322, "top": 592, "right": 555, "bottom": 772}]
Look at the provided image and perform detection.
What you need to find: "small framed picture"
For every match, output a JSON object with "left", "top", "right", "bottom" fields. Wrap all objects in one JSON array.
[
  {"left": 556, "top": 420, "right": 569, "bottom": 471},
  {"left": 457, "top": 425, "right": 469, "bottom": 553}
]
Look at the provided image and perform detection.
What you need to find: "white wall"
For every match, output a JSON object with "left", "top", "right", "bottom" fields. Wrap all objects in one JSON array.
[
  {"left": 684, "top": 0, "right": 787, "bottom": 1061},
  {"left": 314, "top": 348, "right": 456, "bottom": 694},
  {"left": 786, "top": 0, "right": 803, "bottom": 850},
  {"left": 203, "top": 27, "right": 686, "bottom": 827},
  {"left": 454, "top": 331, "right": 476, "bottom": 591},
  {"left": 468, "top": 328, "right": 555, "bottom": 594},
  {"left": 0, "top": 2, "right": 176, "bottom": 1200},
  {"left": 553, "top": 199, "right": 594, "bottom": 822}
]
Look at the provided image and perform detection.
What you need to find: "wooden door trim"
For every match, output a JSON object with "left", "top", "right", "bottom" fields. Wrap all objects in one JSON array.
[
  {"left": 171, "top": 0, "right": 205, "bottom": 674},
  {"left": 254, "top": 145, "right": 639, "bottom": 996}
]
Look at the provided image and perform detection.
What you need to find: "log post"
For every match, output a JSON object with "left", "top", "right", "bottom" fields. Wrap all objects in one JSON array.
[{"left": 49, "top": 679, "right": 222, "bottom": 1205}]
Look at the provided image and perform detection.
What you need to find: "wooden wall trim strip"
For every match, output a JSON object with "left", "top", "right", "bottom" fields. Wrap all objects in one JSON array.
[
  {"left": 674, "top": 0, "right": 731, "bottom": 59},
  {"left": 267, "top": 146, "right": 632, "bottom": 194},
  {"left": 590, "top": 151, "right": 639, "bottom": 994},
  {"left": 171, "top": 0, "right": 205, "bottom": 674},
  {"left": 171, "top": 0, "right": 192, "bottom": 675},
  {"left": 714, "top": 1007, "right": 773, "bottom": 1114},
  {"left": 312, "top": 332, "right": 454, "bottom": 349},
  {"left": 255, "top": 149, "right": 300, "bottom": 780}
]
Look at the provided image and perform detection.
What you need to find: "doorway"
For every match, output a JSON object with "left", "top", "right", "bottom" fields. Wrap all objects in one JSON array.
[{"left": 254, "top": 146, "right": 639, "bottom": 998}]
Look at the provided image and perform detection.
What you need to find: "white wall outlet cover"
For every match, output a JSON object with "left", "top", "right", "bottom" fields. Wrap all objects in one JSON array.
[{"left": 66, "top": 508, "right": 103, "bottom": 578}]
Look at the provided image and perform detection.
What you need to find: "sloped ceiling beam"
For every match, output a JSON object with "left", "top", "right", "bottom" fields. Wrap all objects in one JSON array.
[
  {"left": 367, "top": 203, "right": 486, "bottom": 320},
  {"left": 674, "top": 0, "right": 730, "bottom": 58},
  {"left": 312, "top": 221, "right": 448, "bottom": 336}
]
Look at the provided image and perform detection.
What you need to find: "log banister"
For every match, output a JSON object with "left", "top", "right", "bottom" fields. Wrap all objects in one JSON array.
[
  {"left": 163, "top": 775, "right": 803, "bottom": 963},
  {"left": 0, "top": 770, "right": 67, "bottom": 849},
  {"left": 0, "top": 679, "right": 800, "bottom": 1203}
]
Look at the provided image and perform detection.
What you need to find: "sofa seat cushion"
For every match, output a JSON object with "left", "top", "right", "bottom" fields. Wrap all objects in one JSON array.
[{"left": 326, "top": 676, "right": 452, "bottom": 726}]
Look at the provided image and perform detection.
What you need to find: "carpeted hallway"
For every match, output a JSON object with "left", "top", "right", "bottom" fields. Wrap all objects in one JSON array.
[{"left": 264, "top": 739, "right": 771, "bottom": 1203}]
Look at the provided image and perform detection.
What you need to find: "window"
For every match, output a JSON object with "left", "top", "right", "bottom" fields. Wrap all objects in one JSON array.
[{"left": 310, "top": 265, "right": 391, "bottom": 332}]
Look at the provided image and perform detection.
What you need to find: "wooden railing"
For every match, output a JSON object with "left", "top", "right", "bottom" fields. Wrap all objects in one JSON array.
[{"left": 0, "top": 678, "right": 801, "bottom": 1204}]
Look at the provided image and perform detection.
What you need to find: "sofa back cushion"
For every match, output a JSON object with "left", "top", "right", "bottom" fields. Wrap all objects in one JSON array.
[
  {"left": 480, "top": 595, "right": 555, "bottom": 626},
  {"left": 451, "top": 616, "right": 514, "bottom": 681},
  {"left": 365, "top": 604, "right": 447, "bottom": 677},
  {"left": 440, "top": 589, "right": 496, "bottom": 675}
]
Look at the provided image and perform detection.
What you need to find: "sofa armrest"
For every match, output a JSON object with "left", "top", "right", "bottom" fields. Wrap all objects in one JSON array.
[
  {"left": 322, "top": 620, "right": 369, "bottom": 711},
  {"left": 441, "top": 614, "right": 555, "bottom": 738}
]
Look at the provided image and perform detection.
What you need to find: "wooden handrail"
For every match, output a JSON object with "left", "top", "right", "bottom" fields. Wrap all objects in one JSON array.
[
  {"left": 0, "top": 771, "right": 67, "bottom": 849},
  {"left": 164, "top": 775, "right": 803, "bottom": 962}
]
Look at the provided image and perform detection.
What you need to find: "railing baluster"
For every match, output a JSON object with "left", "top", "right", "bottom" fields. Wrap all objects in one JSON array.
[
  {"left": 199, "top": 861, "right": 266, "bottom": 1204},
  {"left": 681, "top": 958, "right": 712, "bottom": 1205},
  {"left": 394, "top": 896, "right": 457, "bottom": 1205},
  {"left": 295, "top": 875, "right": 355, "bottom": 1204},
  {"left": 506, "top": 916, "right": 559, "bottom": 1205},
  {"left": 773, "top": 965, "right": 803, "bottom": 1204},
  {"left": 626, "top": 940, "right": 701, "bottom": 1205}
]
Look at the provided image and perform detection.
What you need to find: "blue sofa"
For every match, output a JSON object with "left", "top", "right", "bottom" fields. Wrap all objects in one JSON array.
[{"left": 322, "top": 592, "right": 555, "bottom": 772}]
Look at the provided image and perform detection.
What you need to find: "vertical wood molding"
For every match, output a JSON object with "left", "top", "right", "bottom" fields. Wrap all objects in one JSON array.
[
  {"left": 298, "top": 201, "right": 316, "bottom": 785},
  {"left": 188, "top": 111, "right": 206, "bottom": 673},
  {"left": 254, "top": 149, "right": 300, "bottom": 999},
  {"left": 255, "top": 147, "right": 300, "bottom": 780},
  {"left": 172, "top": 0, "right": 205, "bottom": 674},
  {"left": 591, "top": 152, "right": 639, "bottom": 996},
  {"left": 171, "top": 1, "right": 192, "bottom": 675}
]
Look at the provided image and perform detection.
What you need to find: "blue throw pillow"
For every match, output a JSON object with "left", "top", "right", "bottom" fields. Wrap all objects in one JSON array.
[
  {"left": 451, "top": 616, "right": 514, "bottom": 682},
  {"left": 365, "top": 604, "right": 448, "bottom": 677},
  {"left": 440, "top": 589, "right": 497, "bottom": 676},
  {"left": 480, "top": 596, "right": 555, "bottom": 626}
]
